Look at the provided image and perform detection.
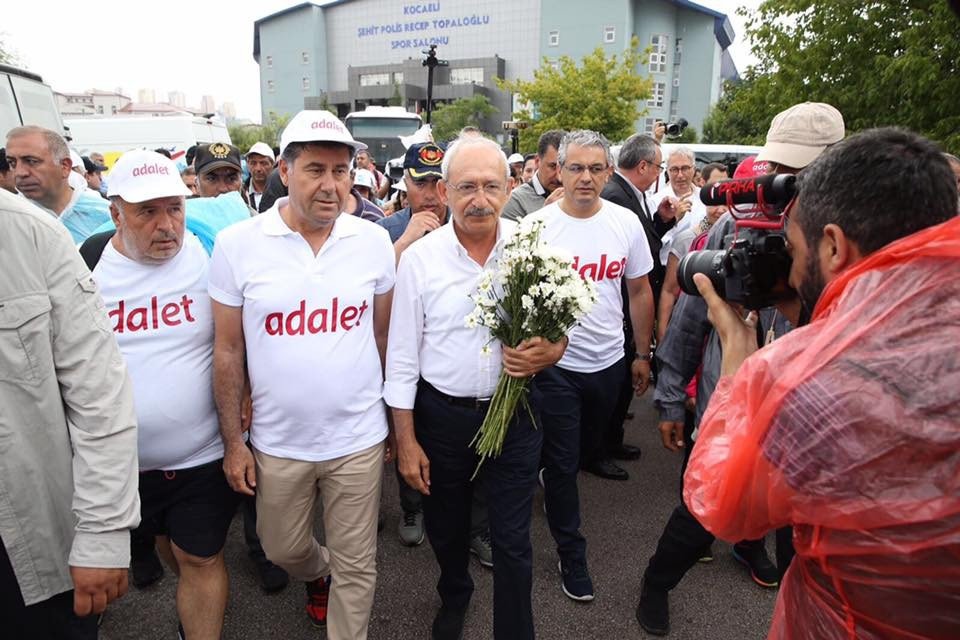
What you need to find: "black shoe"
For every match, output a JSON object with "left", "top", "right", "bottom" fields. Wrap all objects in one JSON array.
[
  {"left": 611, "top": 444, "right": 642, "bottom": 461},
  {"left": 637, "top": 582, "right": 669, "bottom": 636},
  {"left": 431, "top": 605, "right": 467, "bottom": 640},
  {"left": 256, "top": 558, "right": 290, "bottom": 593},
  {"left": 131, "top": 548, "right": 163, "bottom": 589},
  {"left": 583, "top": 459, "right": 629, "bottom": 481},
  {"left": 732, "top": 542, "right": 779, "bottom": 588}
]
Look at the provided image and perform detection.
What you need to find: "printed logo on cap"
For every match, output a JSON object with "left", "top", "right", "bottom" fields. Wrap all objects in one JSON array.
[
  {"left": 418, "top": 145, "right": 443, "bottom": 166},
  {"left": 209, "top": 143, "right": 231, "bottom": 159},
  {"left": 311, "top": 119, "right": 347, "bottom": 135}
]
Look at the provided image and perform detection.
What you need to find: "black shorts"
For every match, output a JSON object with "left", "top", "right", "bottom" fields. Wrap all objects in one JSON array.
[{"left": 137, "top": 458, "right": 240, "bottom": 558}]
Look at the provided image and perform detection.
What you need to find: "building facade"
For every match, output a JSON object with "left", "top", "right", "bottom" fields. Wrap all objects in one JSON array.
[
  {"left": 254, "top": 0, "right": 737, "bottom": 139},
  {"left": 55, "top": 90, "right": 131, "bottom": 118}
]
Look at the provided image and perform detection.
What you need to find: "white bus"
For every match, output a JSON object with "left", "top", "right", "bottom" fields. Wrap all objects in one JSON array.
[{"left": 344, "top": 107, "right": 422, "bottom": 167}]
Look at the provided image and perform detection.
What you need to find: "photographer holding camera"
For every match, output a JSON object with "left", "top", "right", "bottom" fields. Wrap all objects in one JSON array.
[
  {"left": 685, "top": 127, "right": 960, "bottom": 639},
  {"left": 637, "top": 102, "right": 844, "bottom": 636}
]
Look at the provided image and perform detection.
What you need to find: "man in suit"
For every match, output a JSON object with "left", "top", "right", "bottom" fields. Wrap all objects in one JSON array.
[{"left": 591, "top": 134, "right": 677, "bottom": 480}]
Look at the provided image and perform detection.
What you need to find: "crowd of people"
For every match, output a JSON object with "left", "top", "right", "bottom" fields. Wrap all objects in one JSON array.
[{"left": 1, "top": 95, "right": 959, "bottom": 640}]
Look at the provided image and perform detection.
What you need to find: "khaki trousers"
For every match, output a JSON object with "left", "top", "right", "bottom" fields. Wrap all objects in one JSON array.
[{"left": 254, "top": 441, "right": 384, "bottom": 640}]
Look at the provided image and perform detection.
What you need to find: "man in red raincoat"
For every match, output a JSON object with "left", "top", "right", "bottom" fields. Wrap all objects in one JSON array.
[{"left": 686, "top": 127, "right": 960, "bottom": 640}]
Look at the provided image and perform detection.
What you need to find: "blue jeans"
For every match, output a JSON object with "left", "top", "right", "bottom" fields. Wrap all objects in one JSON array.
[
  {"left": 538, "top": 359, "right": 625, "bottom": 562},
  {"left": 414, "top": 380, "right": 542, "bottom": 640}
]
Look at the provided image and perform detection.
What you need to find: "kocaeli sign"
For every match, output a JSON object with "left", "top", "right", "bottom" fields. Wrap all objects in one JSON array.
[{"left": 356, "top": 2, "right": 491, "bottom": 50}]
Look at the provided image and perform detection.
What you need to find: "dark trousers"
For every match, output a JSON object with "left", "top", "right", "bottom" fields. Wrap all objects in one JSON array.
[
  {"left": 397, "top": 462, "right": 489, "bottom": 538},
  {"left": 415, "top": 381, "right": 541, "bottom": 640},
  {"left": 0, "top": 537, "right": 97, "bottom": 640},
  {"left": 643, "top": 411, "right": 794, "bottom": 591},
  {"left": 602, "top": 343, "right": 637, "bottom": 458},
  {"left": 539, "top": 359, "right": 625, "bottom": 561}
]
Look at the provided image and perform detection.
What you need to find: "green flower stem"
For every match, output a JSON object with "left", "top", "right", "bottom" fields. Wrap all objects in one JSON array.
[{"left": 470, "top": 372, "right": 530, "bottom": 479}]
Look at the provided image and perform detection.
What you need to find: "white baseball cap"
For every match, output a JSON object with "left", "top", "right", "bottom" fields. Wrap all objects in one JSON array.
[
  {"left": 279, "top": 110, "right": 365, "bottom": 156},
  {"left": 107, "top": 149, "right": 191, "bottom": 202},
  {"left": 756, "top": 102, "right": 845, "bottom": 169},
  {"left": 353, "top": 168, "right": 377, "bottom": 190},
  {"left": 507, "top": 153, "right": 524, "bottom": 164},
  {"left": 246, "top": 141, "right": 275, "bottom": 162},
  {"left": 393, "top": 178, "right": 407, "bottom": 192}
]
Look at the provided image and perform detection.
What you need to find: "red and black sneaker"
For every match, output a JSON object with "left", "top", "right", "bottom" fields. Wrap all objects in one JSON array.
[{"left": 305, "top": 575, "right": 332, "bottom": 628}]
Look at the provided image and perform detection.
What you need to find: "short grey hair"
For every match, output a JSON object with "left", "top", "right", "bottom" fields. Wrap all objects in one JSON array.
[
  {"left": 618, "top": 134, "right": 660, "bottom": 170},
  {"left": 667, "top": 146, "right": 695, "bottom": 165},
  {"left": 6, "top": 125, "right": 70, "bottom": 163},
  {"left": 558, "top": 130, "right": 613, "bottom": 167},
  {"left": 441, "top": 135, "right": 510, "bottom": 182}
]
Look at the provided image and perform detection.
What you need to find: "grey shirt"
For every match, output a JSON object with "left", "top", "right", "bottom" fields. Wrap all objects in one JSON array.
[
  {"left": 653, "top": 213, "right": 792, "bottom": 434},
  {"left": 0, "top": 191, "right": 139, "bottom": 605},
  {"left": 502, "top": 172, "right": 549, "bottom": 221}
]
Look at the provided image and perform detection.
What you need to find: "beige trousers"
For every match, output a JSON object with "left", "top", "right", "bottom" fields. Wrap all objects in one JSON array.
[{"left": 254, "top": 441, "right": 384, "bottom": 640}]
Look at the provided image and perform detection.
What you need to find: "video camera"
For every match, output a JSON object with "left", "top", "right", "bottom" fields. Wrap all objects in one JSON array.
[
  {"left": 677, "top": 174, "right": 797, "bottom": 310},
  {"left": 659, "top": 118, "right": 689, "bottom": 138}
]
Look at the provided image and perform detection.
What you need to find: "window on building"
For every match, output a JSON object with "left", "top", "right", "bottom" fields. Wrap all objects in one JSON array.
[
  {"left": 649, "top": 34, "right": 668, "bottom": 73},
  {"left": 675, "top": 38, "right": 683, "bottom": 63},
  {"left": 648, "top": 82, "right": 665, "bottom": 108},
  {"left": 603, "top": 26, "right": 616, "bottom": 44},
  {"left": 111, "top": 105, "right": 117, "bottom": 114},
  {"left": 393, "top": 72, "right": 404, "bottom": 84},
  {"left": 302, "top": 51, "right": 310, "bottom": 64},
  {"left": 450, "top": 67, "right": 484, "bottom": 85},
  {"left": 549, "top": 30, "right": 559, "bottom": 46},
  {"left": 643, "top": 118, "right": 656, "bottom": 135},
  {"left": 302, "top": 77, "right": 310, "bottom": 91},
  {"left": 359, "top": 73, "right": 390, "bottom": 87},
  {"left": 267, "top": 80, "right": 275, "bottom": 93},
  {"left": 97, "top": 105, "right": 104, "bottom": 114},
  {"left": 266, "top": 55, "right": 273, "bottom": 69}
]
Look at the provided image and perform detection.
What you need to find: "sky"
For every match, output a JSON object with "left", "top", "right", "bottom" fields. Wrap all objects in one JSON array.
[{"left": 3, "top": 0, "right": 759, "bottom": 124}]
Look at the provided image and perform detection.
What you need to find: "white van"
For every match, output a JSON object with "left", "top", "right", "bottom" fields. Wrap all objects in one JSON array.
[{"left": 64, "top": 115, "right": 232, "bottom": 169}]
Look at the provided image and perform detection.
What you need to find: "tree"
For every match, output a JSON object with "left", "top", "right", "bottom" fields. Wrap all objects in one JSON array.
[
  {"left": 228, "top": 111, "right": 291, "bottom": 151},
  {"left": 429, "top": 94, "right": 498, "bottom": 143},
  {"left": 0, "top": 34, "right": 18, "bottom": 65},
  {"left": 387, "top": 83, "right": 402, "bottom": 107},
  {"left": 702, "top": 0, "right": 960, "bottom": 152},
  {"left": 499, "top": 37, "right": 652, "bottom": 153}
]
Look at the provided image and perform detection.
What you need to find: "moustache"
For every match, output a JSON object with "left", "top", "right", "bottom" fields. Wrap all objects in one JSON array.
[{"left": 464, "top": 206, "right": 495, "bottom": 217}]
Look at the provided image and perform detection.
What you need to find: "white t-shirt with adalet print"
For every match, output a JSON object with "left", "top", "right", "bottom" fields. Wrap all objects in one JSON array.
[
  {"left": 93, "top": 234, "right": 224, "bottom": 471},
  {"left": 208, "top": 202, "right": 395, "bottom": 463},
  {"left": 528, "top": 200, "right": 653, "bottom": 373}
]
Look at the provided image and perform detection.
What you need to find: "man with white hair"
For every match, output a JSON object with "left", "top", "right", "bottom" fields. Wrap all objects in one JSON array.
[
  {"left": 5, "top": 126, "right": 111, "bottom": 243},
  {"left": 650, "top": 147, "right": 707, "bottom": 266},
  {"left": 527, "top": 129, "right": 655, "bottom": 602},
  {"left": 387, "top": 134, "right": 566, "bottom": 639}
]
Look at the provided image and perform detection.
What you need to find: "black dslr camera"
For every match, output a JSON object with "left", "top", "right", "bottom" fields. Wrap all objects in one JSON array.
[{"left": 677, "top": 174, "right": 797, "bottom": 310}]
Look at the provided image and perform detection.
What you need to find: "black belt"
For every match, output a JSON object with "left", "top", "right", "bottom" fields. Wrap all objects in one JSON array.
[{"left": 420, "top": 378, "right": 492, "bottom": 411}]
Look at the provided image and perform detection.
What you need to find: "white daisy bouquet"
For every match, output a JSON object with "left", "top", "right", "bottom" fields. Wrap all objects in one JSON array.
[{"left": 465, "top": 218, "right": 597, "bottom": 474}]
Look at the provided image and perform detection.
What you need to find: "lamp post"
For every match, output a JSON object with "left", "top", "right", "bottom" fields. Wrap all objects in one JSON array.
[{"left": 422, "top": 45, "right": 448, "bottom": 124}]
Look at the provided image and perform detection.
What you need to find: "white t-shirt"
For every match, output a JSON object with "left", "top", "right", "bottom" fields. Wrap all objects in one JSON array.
[
  {"left": 208, "top": 202, "right": 395, "bottom": 462},
  {"left": 93, "top": 234, "right": 224, "bottom": 471},
  {"left": 528, "top": 200, "right": 653, "bottom": 373}
]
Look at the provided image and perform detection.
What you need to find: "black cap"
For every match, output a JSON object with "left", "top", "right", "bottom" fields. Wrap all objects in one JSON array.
[
  {"left": 194, "top": 143, "right": 242, "bottom": 176},
  {"left": 81, "top": 156, "right": 107, "bottom": 173},
  {"left": 403, "top": 142, "right": 445, "bottom": 179}
]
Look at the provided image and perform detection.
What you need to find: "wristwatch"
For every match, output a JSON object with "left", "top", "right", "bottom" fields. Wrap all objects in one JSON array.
[{"left": 635, "top": 352, "right": 652, "bottom": 362}]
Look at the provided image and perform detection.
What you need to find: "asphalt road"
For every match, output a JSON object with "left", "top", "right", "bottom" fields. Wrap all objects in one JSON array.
[{"left": 100, "top": 396, "right": 776, "bottom": 639}]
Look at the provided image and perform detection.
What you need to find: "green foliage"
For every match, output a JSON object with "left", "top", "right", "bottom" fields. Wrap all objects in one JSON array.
[
  {"left": 228, "top": 111, "right": 291, "bottom": 151},
  {"left": 671, "top": 126, "right": 698, "bottom": 144},
  {"left": 387, "top": 83, "right": 402, "bottom": 107},
  {"left": 499, "top": 37, "right": 652, "bottom": 154},
  {"left": 702, "top": 0, "right": 960, "bottom": 152},
  {"left": 429, "top": 94, "right": 498, "bottom": 143},
  {"left": 0, "top": 35, "right": 18, "bottom": 65}
]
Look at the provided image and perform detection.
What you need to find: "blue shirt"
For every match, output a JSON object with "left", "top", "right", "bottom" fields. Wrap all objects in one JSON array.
[{"left": 376, "top": 206, "right": 450, "bottom": 243}]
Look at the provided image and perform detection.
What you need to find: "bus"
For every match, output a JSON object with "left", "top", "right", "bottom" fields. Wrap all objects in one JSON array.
[
  {"left": 0, "top": 64, "right": 65, "bottom": 140},
  {"left": 344, "top": 107, "right": 422, "bottom": 167}
]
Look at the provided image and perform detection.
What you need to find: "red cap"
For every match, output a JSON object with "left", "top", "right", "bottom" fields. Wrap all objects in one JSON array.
[{"left": 733, "top": 155, "right": 770, "bottom": 179}]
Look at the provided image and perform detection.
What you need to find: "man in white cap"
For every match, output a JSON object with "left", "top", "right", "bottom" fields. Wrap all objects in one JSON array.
[
  {"left": 92, "top": 149, "right": 240, "bottom": 639},
  {"left": 507, "top": 152, "right": 524, "bottom": 176},
  {"left": 244, "top": 142, "right": 275, "bottom": 211},
  {"left": 639, "top": 102, "right": 845, "bottom": 637},
  {"left": 5, "top": 126, "right": 111, "bottom": 243},
  {"left": 209, "top": 110, "right": 395, "bottom": 639}
]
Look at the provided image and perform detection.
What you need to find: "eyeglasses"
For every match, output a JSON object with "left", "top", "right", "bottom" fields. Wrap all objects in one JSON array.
[
  {"left": 563, "top": 164, "right": 608, "bottom": 176},
  {"left": 667, "top": 165, "right": 693, "bottom": 175},
  {"left": 448, "top": 182, "right": 505, "bottom": 197}
]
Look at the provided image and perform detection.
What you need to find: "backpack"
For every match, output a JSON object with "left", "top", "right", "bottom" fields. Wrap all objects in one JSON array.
[{"left": 79, "top": 230, "right": 117, "bottom": 271}]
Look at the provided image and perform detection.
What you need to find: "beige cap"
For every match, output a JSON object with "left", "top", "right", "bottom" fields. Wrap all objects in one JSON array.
[{"left": 756, "top": 102, "right": 845, "bottom": 169}]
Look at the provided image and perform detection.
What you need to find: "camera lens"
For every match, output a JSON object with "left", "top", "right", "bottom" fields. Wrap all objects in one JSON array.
[{"left": 678, "top": 250, "right": 726, "bottom": 299}]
